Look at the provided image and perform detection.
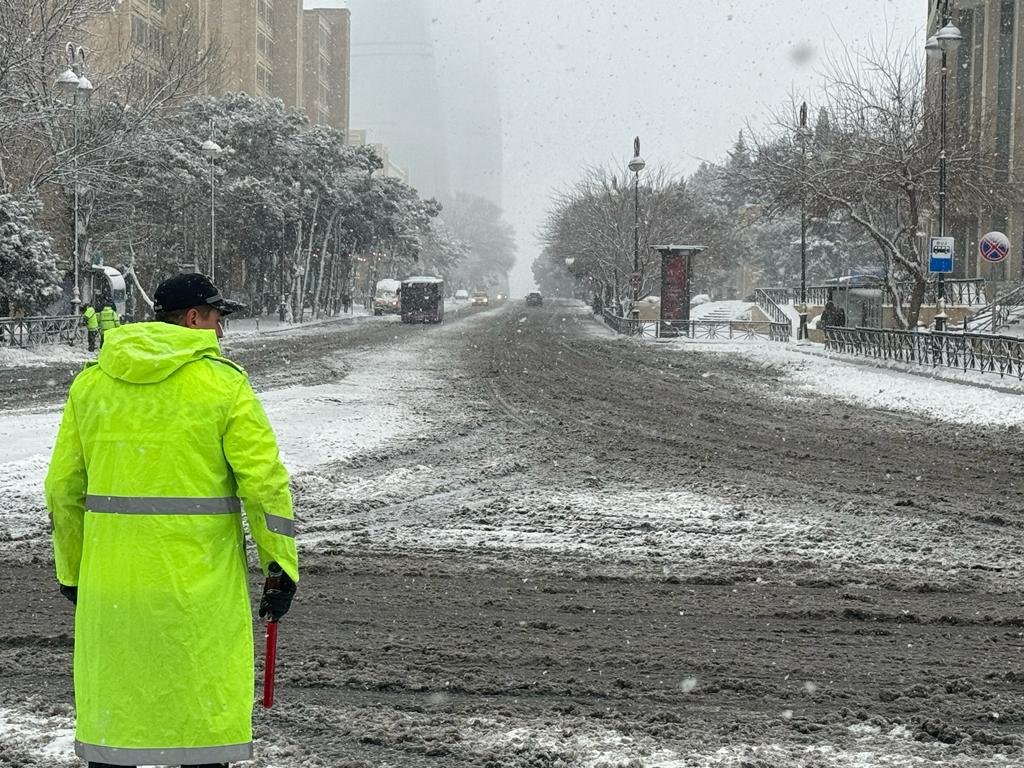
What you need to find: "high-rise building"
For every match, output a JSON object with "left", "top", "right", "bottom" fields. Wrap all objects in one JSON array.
[
  {"left": 301, "top": 7, "right": 351, "bottom": 134},
  {"left": 345, "top": 0, "right": 449, "bottom": 199},
  {"left": 427, "top": 2, "right": 503, "bottom": 207},
  {"left": 930, "top": 0, "right": 1023, "bottom": 280}
]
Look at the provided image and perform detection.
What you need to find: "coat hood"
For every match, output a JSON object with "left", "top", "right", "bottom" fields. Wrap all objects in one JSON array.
[{"left": 97, "top": 322, "right": 222, "bottom": 384}]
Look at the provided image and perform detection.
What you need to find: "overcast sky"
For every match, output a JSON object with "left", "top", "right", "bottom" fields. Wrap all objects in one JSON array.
[{"left": 353, "top": 1, "right": 926, "bottom": 293}]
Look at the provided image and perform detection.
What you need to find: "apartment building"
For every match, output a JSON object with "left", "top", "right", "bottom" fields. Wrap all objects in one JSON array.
[
  {"left": 207, "top": 0, "right": 302, "bottom": 108},
  {"left": 929, "top": 0, "right": 1024, "bottom": 280},
  {"left": 88, "top": 0, "right": 205, "bottom": 95},
  {"left": 301, "top": 8, "right": 351, "bottom": 134},
  {"left": 88, "top": 0, "right": 350, "bottom": 131}
]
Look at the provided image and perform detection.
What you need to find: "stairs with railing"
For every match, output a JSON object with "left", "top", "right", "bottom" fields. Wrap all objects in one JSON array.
[
  {"left": 963, "top": 282, "right": 1024, "bottom": 334},
  {"left": 753, "top": 288, "right": 796, "bottom": 338}
]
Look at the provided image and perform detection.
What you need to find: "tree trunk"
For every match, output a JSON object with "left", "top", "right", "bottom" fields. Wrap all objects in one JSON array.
[
  {"left": 296, "top": 197, "right": 321, "bottom": 323},
  {"left": 290, "top": 220, "right": 303, "bottom": 322},
  {"left": 312, "top": 215, "right": 337, "bottom": 319},
  {"left": 906, "top": 272, "right": 926, "bottom": 329}
]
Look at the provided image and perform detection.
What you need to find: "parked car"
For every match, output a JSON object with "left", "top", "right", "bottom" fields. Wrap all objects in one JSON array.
[
  {"left": 372, "top": 278, "right": 401, "bottom": 316},
  {"left": 454, "top": 289, "right": 470, "bottom": 301},
  {"left": 525, "top": 291, "right": 543, "bottom": 306},
  {"left": 471, "top": 291, "right": 489, "bottom": 305}
]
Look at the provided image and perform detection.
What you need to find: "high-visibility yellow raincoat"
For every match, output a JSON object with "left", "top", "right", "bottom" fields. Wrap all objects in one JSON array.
[
  {"left": 82, "top": 306, "right": 98, "bottom": 331},
  {"left": 98, "top": 305, "right": 119, "bottom": 332},
  {"left": 45, "top": 322, "right": 298, "bottom": 767}
]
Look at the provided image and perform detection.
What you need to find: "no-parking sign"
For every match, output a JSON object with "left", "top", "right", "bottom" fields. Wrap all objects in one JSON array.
[{"left": 980, "top": 231, "right": 1010, "bottom": 263}]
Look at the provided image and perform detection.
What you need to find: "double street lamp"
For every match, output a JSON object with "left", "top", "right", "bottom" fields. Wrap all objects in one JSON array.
[
  {"left": 56, "top": 43, "right": 95, "bottom": 314},
  {"left": 925, "top": 3, "right": 962, "bottom": 332},
  {"left": 628, "top": 136, "right": 645, "bottom": 325}
]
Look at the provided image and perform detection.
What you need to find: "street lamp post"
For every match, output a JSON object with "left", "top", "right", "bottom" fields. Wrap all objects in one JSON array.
[
  {"left": 628, "top": 136, "right": 646, "bottom": 330},
  {"left": 57, "top": 43, "right": 94, "bottom": 315},
  {"left": 925, "top": 3, "right": 962, "bottom": 332},
  {"left": 201, "top": 130, "right": 223, "bottom": 282},
  {"left": 798, "top": 101, "right": 809, "bottom": 341}
]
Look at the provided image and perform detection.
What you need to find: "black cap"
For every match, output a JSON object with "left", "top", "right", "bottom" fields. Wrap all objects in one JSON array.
[{"left": 153, "top": 273, "right": 245, "bottom": 316}]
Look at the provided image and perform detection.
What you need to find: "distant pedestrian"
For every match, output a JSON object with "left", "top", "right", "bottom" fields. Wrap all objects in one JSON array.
[
  {"left": 82, "top": 305, "right": 99, "bottom": 352},
  {"left": 97, "top": 303, "right": 119, "bottom": 347},
  {"left": 342, "top": 293, "right": 352, "bottom": 314},
  {"left": 818, "top": 299, "right": 842, "bottom": 330}
]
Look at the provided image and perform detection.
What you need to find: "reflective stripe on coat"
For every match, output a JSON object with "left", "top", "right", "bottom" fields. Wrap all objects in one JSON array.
[{"left": 45, "top": 322, "right": 298, "bottom": 763}]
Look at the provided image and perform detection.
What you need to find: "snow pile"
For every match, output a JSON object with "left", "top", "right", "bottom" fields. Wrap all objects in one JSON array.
[
  {"left": 461, "top": 716, "right": 1006, "bottom": 767},
  {"left": 0, "top": 340, "right": 435, "bottom": 554},
  {"left": 0, "top": 345, "right": 91, "bottom": 369},
  {"left": 0, "top": 706, "right": 76, "bottom": 766},
  {"left": 674, "top": 340, "right": 1024, "bottom": 427},
  {"left": 225, "top": 310, "right": 371, "bottom": 338}
]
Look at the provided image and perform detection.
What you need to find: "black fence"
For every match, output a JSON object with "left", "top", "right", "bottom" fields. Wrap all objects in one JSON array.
[
  {"left": 824, "top": 326, "right": 1024, "bottom": 379},
  {"left": 0, "top": 315, "right": 84, "bottom": 348},
  {"left": 807, "top": 279, "right": 986, "bottom": 308},
  {"left": 602, "top": 310, "right": 789, "bottom": 342}
]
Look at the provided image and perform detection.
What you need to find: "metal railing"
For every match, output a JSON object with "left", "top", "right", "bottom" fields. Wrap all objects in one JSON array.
[
  {"left": 756, "top": 287, "right": 793, "bottom": 306},
  {"left": 601, "top": 308, "right": 633, "bottom": 335},
  {"left": 965, "top": 282, "right": 1024, "bottom": 332},
  {"left": 825, "top": 325, "right": 1024, "bottom": 379},
  {"left": 0, "top": 315, "right": 84, "bottom": 348},
  {"left": 753, "top": 288, "right": 793, "bottom": 332},
  {"left": 603, "top": 310, "right": 789, "bottom": 342},
  {"left": 933, "top": 278, "right": 986, "bottom": 306},
  {"left": 807, "top": 278, "right": 986, "bottom": 308}
]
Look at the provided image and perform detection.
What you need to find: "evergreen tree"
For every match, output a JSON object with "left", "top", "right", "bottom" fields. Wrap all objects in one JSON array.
[{"left": 0, "top": 194, "right": 62, "bottom": 315}]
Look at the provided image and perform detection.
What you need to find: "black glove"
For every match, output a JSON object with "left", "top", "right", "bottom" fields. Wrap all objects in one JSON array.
[
  {"left": 59, "top": 584, "right": 78, "bottom": 605},
  {"left": 258, "top": 565, "right": 296, "bottom": 621}
]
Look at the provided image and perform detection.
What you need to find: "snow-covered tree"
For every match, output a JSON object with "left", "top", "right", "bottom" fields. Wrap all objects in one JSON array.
[
  {"left": 0, "top": 194, "right": 62, "bottom": 315},
  {"left": 84, "top": 94, "right": 448, "bottom": 319},
  {"left": 441, "top": 193, "right": 515, "bottom": 292},
  {"left": 538, "top": 164, "right": 733, "bottom": 305}
]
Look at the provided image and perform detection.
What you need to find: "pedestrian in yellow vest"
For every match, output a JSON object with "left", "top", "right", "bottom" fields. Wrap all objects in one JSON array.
[
  {"left": 45, "top": 273, "right": 298, "bottom": 768},
  {"left": 97, "top": 303, "right": 118, "bottom": 347},
  {"left": 81, "top": 304, "right": 99, "bottom": 352}
]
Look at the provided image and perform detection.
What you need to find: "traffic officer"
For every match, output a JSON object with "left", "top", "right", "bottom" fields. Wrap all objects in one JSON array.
[
  {"left": 81, "top": 304, "right": 99, "bottom": 352},
  {"left": 97, "top": 302, "right": 119, "bottom": 347},
  {"left": 45, "top": 273, "right": 298, "bottom": 768}
]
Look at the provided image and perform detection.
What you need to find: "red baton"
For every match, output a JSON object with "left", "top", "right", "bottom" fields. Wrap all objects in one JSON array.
[
  {"left": 262, "top": 620, "right": 278, "bottom": 708},
  {"left": 261, "top": 563, "right": 283, "bottom": 709}
]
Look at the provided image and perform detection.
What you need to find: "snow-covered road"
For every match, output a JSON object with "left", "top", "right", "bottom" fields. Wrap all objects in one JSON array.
[{"left": 4, "top": 303, "right": 1024, "bottom": 767}]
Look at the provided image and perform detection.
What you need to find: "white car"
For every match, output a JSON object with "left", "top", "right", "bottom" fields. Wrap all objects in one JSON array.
[{"left": 454, "top": 289, "right": 470, "bottom": 300}]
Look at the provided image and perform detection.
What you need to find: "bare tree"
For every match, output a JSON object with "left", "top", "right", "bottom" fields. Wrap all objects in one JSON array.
[
  {"left": 538, "top": 164, "right": 727, "bottom": 307},
  {"left": 744, "top": 38, "right": 1016, "bottom": 327}
]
